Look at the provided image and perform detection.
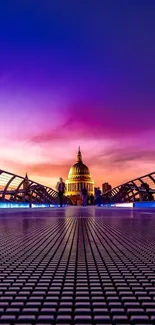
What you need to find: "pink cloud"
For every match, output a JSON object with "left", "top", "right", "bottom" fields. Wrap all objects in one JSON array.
[
  {"left": 1, "top": 93, "right": 155, "bottom": 190},
  {"left": 30, "top": 99, "right": 155, "bottom": 144},
  {"left": 2, "top": 145, "right": 155, "bottom": 190}
]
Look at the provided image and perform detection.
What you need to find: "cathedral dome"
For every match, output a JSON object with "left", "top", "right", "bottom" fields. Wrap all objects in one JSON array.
[
  {"left": 67, "top": 147, "right": 91, "bottom": 181},
  {"left": 65, "top": 147, "right": 94, "bottom": 201},
  {"left": 68, "top": 162, "right": 90, "bottom": 178}
]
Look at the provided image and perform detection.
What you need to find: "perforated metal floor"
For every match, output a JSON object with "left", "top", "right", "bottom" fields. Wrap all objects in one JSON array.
[{"left": 0, "top": 207, "right": 155, "bottom": 325}]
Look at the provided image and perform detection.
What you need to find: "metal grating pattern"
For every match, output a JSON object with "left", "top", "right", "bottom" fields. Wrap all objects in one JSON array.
[
  {"left": 102, "top": 171, "right": 155, "bottom": 203},
  {"left": 0, "top": 208, "right": 155, "bottom": 324}
]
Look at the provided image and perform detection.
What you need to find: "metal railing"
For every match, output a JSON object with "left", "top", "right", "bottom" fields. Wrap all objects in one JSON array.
[
  {"left": 0, "top": 169, "right": 71, "bottom": 205},
  {"left": 102, "top": 171, "right": 155, "bottom": 204}
]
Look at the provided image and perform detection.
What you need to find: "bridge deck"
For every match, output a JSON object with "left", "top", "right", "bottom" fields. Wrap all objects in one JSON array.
[{"left": 0, "top": 206, "right": 155, "bottom": 324}]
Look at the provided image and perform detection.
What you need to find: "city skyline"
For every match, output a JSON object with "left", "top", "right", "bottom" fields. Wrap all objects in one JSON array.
[{"left": 0, "top": 1, "right": 155, "bottom": 189}]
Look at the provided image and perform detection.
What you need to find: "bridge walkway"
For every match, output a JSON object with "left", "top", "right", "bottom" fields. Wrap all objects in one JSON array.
[{"left": 0, "top": 206, "right": 155, "bottom": 324}]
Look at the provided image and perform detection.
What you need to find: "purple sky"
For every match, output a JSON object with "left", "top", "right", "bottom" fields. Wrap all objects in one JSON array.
[{"left": 0, "top": 0, "right": 155, "bottom": 188}]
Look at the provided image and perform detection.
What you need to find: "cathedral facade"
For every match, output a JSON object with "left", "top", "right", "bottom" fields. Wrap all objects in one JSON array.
[{"left": 65, "top": 147, "right": 94, "bottom": 203}]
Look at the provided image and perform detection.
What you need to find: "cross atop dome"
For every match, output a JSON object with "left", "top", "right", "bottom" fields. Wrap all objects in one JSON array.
[{"left": 77, "top": 146, "right": 82, "bottom": 163}]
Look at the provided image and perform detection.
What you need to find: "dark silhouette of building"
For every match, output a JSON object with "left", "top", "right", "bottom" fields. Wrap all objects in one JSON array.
[
  {"left": 23, "top": 172, "right": 30, "bottom": 202},
  {"left": 102, "top": 182, "right": 112, "bottom": 194},
  {"left": 23, "top": 173, "right": 29, "bottom": 190},
  {"left": 94, "top": 187, "right": 98, "bottom": 197},
  {"left": 102, "top": 172, "right": 155, "bottom": 203},
  {"left": 0, "top": 168, "right": 71, "bottom": 205}
]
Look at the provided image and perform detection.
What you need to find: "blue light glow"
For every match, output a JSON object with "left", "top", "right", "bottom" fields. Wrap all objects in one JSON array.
[
  {"left": 102, "top": 203, "right": 133, "bottom": 208},
  {"left": 134, "top": 202, "right": 155, "bottom": 208},
  {"left": 0, "top": 202, "right": 29, "bottom": 208},
  {"left": 31, "top": 204, "right": 49, "bottom": 208}
]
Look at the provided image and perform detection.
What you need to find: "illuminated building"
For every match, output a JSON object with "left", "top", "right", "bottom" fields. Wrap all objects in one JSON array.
[
  {"left": 102, "top": 182, "right": 112, "bottom": 194},
  {"left": 65, "top": 147, "right": 94, "bottom": 204}
]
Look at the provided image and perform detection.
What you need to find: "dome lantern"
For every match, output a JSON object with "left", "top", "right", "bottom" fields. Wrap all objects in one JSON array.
[{"left": 77, "top": 146, "right": 82, "bottom": 163}]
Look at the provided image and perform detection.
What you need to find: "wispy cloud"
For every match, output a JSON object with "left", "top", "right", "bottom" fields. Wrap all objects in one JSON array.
[
  {"left": 2, "top": 144, "right": 155, "bottom": 190},
  {"left": 0, "top": 94, "right": 155, "bottom": 189},
  {"left": 30, "top": 99, "right": 155, "bottom": 144}
]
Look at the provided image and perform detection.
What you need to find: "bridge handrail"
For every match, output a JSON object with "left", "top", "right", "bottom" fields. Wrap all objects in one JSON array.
[{"left": 0, "top": 169, "right": 71, "bottom": 204}]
